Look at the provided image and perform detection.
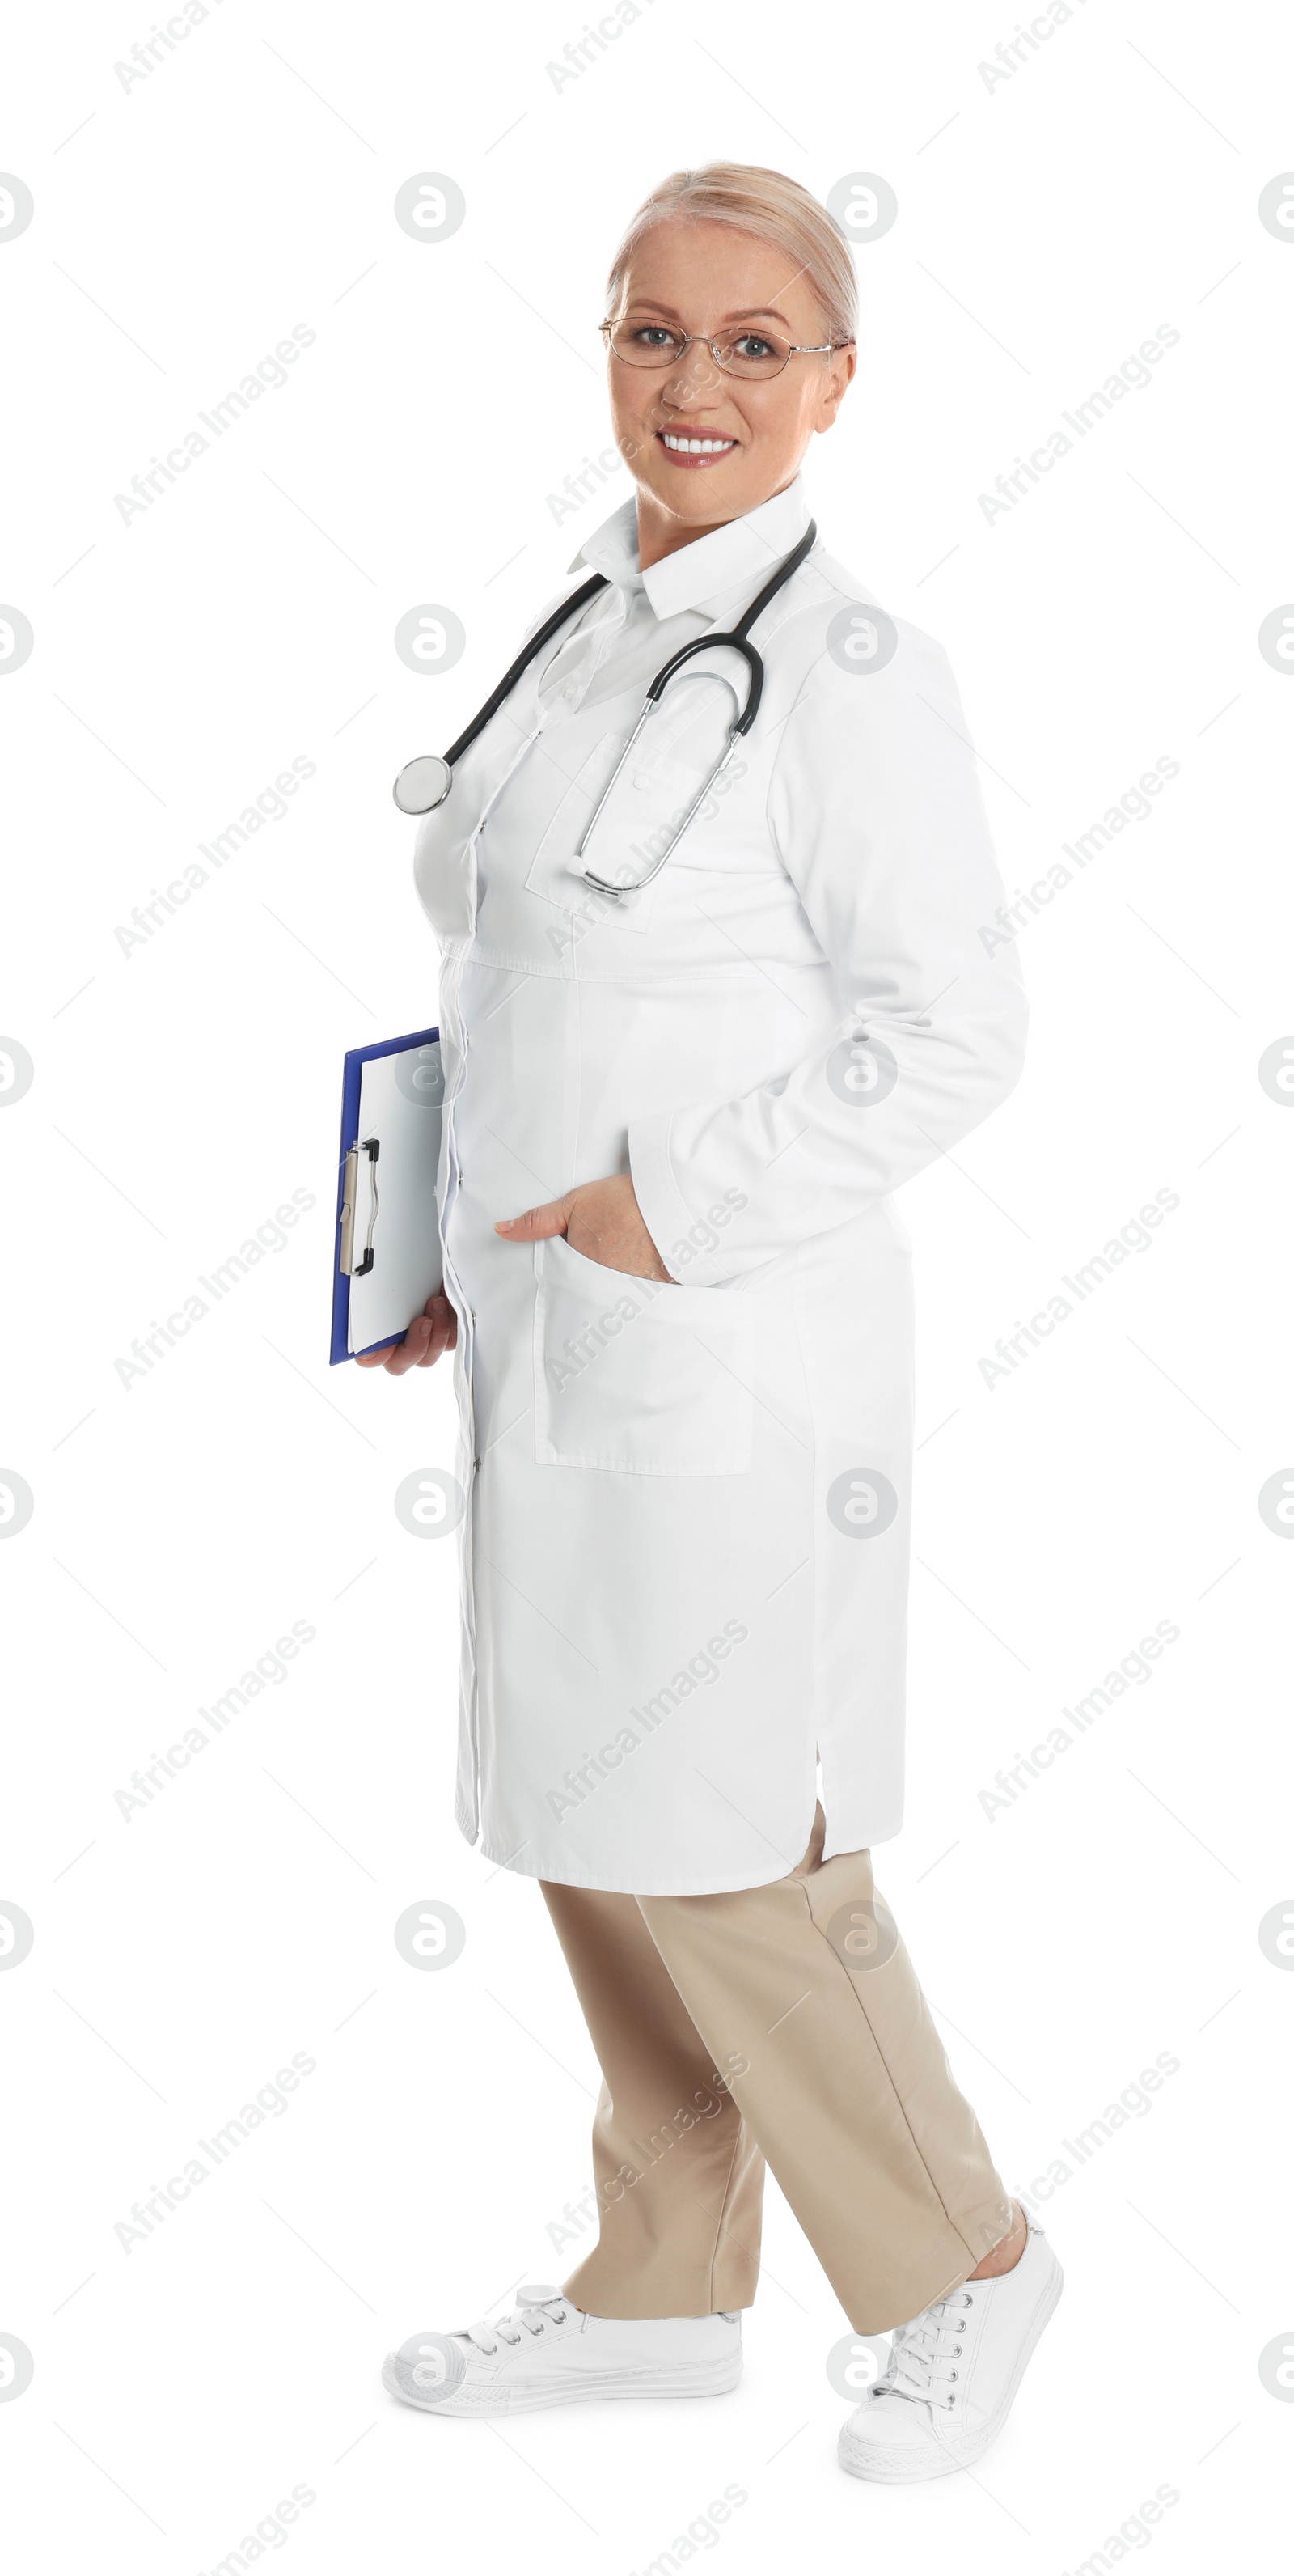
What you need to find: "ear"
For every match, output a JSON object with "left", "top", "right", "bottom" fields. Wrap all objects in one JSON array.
[{"left": 815, "top": 344, "right": 856, "bottom": 431}]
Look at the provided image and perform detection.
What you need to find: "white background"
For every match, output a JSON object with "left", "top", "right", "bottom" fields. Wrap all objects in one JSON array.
[{"left": 2, "top": 1, "right": 1292, "bottom": 2567}]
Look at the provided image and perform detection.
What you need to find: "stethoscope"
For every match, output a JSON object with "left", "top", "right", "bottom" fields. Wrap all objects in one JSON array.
[{"left": 392, "top": 519, "right": 818, "bottom": 900}]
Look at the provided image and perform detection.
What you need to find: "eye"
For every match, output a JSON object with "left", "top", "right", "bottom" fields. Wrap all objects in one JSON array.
[
  {"left": 628, "top": 324, "right": 680, "bottom": 350},
  {"left": 730, "top": 332, "right": 777, "bottom": 360}
]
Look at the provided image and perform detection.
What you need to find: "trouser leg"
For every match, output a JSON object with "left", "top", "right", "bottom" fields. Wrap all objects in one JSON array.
[
  {"left": 540, "top": 1876, "right": 763, "bottom": 2319},
  {"left": 636, "top": 1808, "right": 1013, "bottom": 2333}
]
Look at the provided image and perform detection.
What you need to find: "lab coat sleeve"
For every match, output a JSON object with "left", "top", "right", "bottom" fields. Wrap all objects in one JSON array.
[{"left": 627, "top": 625, "right": 1029, "bottom": 1286}]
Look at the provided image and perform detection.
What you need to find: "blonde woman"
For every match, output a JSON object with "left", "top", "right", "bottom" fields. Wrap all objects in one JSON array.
[{"left": 370, "top": 163, "right": 1061, "bottom": 2482}]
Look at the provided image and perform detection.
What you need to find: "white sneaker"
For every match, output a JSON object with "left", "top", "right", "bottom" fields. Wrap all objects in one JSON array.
[
  {"left": 383, "top": 2282, "right": 742, "bottom": 2417},
  {"left": 838, "top": 2219, "right": 1063, "bottom": 2482}
]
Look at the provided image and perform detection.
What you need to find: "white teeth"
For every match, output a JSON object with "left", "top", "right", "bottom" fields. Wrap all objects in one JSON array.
[{"left": 661, "top": 433, "right": 734, "bottom": 455}]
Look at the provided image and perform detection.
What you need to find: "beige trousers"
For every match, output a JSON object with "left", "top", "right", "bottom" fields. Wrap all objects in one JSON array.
[{"left": 540, "top": 1807, "right": 1012, "bottom": 2334}]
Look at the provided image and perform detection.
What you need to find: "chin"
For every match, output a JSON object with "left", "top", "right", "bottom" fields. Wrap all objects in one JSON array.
[{"left": 654, "top": 469, "right": 752, "bottom": 519}]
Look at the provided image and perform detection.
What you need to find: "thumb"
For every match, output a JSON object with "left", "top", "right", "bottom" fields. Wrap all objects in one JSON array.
[{"left": 495, "top": 1193, "right": 573, "bottom": 1242}]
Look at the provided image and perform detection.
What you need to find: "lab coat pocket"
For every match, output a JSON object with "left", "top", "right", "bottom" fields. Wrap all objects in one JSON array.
[
  {"left": 533, "top": 1235, "right": 753, "bottom": 1474},
  {"left": 523, "top": 731, "right": 659, "bottom": 930}
]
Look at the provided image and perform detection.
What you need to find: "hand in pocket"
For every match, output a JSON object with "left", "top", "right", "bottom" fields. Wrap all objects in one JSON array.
[{"left": 496, "top": 1171, "right": 673, "bottom": 1282}]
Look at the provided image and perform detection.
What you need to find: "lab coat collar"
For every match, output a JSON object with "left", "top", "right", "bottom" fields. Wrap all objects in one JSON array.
[{"left": 569, "top": 477, "right": 812, "bottom": 621}]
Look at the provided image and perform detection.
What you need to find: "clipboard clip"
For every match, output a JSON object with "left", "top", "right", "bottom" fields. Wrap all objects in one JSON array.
[{"left": 338, "top": 1136, "right": 379, "bottom": 1277}]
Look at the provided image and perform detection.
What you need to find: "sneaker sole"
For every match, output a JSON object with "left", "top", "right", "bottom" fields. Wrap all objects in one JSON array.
[
  {"left": 382, "top": 2351, "right": 742, "bottom": 2417},
  {"left": 838, "top": 2256, "right": 1064, "bottom": 2484}
]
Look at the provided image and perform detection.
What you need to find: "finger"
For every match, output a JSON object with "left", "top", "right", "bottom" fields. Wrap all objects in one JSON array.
[
  {"left": 386, "top": 1334, "right": 430, "bottom": 1375},
  {"left": 412, "top": 1307, "right": 449, "bottom": 1366},
  {"left": 384, "top": 1313, "right": 434, "bottom": 1375},
  {"left": 495, "top": 1196, "right": 570, "bottom": 1242},
  {"left": 414, "top": 1294, "right": 457, "bottom": 1366},
  {"left": 417, "top": 1312, "right": 456, "bottom": 1366}
]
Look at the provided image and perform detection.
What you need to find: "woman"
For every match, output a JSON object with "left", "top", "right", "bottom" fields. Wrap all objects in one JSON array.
[{"left": 366, "top": 163, "right": 1061, "bottom": 2482}]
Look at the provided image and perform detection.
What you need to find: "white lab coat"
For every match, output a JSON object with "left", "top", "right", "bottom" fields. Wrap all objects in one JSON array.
[{"left": 414, "top": 477, "right": 1026, "bottom": 1895}]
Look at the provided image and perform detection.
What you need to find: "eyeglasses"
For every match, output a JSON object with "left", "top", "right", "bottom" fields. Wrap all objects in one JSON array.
[{"left": 601, "top": 317, "right": 851, "bottom": 382}]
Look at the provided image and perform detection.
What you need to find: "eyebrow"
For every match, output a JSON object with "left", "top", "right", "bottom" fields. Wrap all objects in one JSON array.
[{"left": 624, "top": 299, "right": 793, "bottom": 328}]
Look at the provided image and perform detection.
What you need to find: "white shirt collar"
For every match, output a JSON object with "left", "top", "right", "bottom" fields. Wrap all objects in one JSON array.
[{"left": 569, "top": 477, "right": 812, "bottom": 620}]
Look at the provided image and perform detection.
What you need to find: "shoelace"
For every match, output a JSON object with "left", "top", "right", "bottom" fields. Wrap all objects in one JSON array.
[
  {"left": 880, "top": 2290, "right": 975, "bottom": 2409},
  {"left": 460, "top": 2289, "right": 571, "bottom": 2357}
]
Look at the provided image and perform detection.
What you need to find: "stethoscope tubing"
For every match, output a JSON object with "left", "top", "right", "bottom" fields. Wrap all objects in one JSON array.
[{"left": 443, "top": 570, "right": 609, "bottom": 772}]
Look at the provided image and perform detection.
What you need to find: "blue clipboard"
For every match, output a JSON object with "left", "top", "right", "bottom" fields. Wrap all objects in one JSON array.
[{"left": 331, "top": 1027, "right": 443, "bottom": 1364}]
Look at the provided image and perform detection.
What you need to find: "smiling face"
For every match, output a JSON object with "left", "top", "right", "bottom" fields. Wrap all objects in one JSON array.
[{"left": 604, "top": 217, "right": 855, "bottom": 567}]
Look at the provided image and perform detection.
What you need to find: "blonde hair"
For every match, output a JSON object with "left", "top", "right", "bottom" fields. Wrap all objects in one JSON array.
[{"left": 604, "top": 162, "right": 857, "bottom": 347}]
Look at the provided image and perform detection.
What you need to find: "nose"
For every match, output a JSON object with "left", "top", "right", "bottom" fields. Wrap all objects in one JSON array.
[{"left": 660, "top": 337, "right": 723, "bottom": 404}]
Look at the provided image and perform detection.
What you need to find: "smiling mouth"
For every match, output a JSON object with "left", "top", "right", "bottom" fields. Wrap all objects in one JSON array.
[{"left": 656, "top": 430, "right": 738, "bottom": 464}]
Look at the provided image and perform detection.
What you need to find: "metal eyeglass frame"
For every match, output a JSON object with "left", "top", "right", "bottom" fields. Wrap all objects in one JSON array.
[{"left": 599, "top": 319, "right": 852, "bottom": 377}]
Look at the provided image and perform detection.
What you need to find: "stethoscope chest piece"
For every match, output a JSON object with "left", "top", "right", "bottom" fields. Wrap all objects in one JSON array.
[{"left": 392, "top": 752, "right": 454, "bottom": 816}]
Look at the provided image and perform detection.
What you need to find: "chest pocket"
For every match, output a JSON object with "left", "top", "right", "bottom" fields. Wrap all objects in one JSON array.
[
  {"left": 533, "top": 1235, "right": 754, "bottom": 1474},
  {"left": 522, "top": 729, "right": 661, "bottom": 931},
  {"left": 522, "top": 665, "right": 750, "bottom": 923},
  {"left": 642, "top": 684, "right": 765, "bottom": 872}
]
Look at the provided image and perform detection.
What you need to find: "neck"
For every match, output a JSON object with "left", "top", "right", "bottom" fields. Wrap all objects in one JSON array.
[
  {"left": 634, "top": 496, "right": 729, "bottom": 574},
  {"left": 633, "top": 473, "right": 797, "bottom": 573}
]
